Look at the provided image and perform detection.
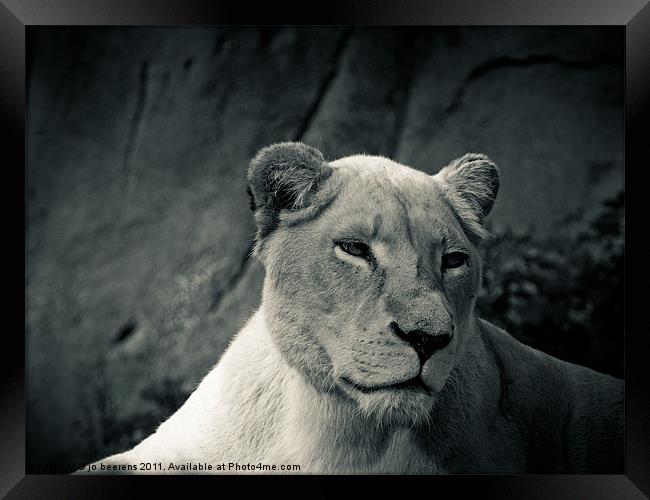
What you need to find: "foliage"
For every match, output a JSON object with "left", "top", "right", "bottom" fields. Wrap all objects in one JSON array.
[{"left": 477, "top": 192, "right": 624, "bottom": 378}]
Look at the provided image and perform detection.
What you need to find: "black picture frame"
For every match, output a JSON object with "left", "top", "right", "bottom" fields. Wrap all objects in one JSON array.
[{"left": 4, "top": 1, "right": 648, "bottom": 498}]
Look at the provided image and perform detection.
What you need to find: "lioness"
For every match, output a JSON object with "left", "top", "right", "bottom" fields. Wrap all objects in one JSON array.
[{"left": 82, "top": 142, "right": 623, "bottom": 474}]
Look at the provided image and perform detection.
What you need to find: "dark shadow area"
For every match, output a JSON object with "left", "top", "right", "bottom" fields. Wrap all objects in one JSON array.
[{"left": 477, "top": 191, "right": 624, "bottom": 378}]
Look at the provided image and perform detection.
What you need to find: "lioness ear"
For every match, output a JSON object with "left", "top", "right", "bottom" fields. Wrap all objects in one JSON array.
[
  {"left": 247, "top": 142, "right": 333, "bottom": 247},
  {"left": 248, "top": 142, "right": 332, "bottom": 211},
  {"left": 434, "top": 153, "right": 500, "bottom": 240}
]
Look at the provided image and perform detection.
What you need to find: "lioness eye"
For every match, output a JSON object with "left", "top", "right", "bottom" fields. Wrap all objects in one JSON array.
[
  {"left": 337, "top": 241, "right": 370, "bottom": 258},
  {"left": 442, "top": 251, "right": 468, "bottom": 269}
]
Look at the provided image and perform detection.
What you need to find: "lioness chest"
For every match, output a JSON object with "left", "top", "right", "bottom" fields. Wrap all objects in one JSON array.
[{"left": 268, "top": 428, "right": 444, "bottom": 474}]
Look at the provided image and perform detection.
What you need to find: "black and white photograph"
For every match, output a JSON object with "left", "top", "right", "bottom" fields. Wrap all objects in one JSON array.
[{"left": 26, "top": 25, "right": 626, "bottom": 476}]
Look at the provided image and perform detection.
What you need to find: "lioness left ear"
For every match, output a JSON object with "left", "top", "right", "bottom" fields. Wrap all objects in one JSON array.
[
  {"left": 247, "top": 142, "right": 333, "bottom": 213},
  {"left": 434, "top": 153, "right": 500, "bottom": 237},
  {"left": 247, "top": 142, "right": 334, "bottom": 250}
]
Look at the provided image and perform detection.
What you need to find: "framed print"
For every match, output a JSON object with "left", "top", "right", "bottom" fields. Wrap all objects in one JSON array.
[{"left": 3, "top": 0, "right": 649, "bottom": 497}]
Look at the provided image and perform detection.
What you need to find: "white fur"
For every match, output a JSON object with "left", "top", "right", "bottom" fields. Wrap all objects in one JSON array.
[{"left": 84, "top": 305, "right": 439, "bottom": 474}]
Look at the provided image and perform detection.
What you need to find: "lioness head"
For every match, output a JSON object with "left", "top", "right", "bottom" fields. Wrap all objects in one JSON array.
[{"left": 247, "top": 142, "right": 499, "bottom": 425}]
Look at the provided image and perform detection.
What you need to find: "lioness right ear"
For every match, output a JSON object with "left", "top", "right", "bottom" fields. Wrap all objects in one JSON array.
[
  {"left": 247, "top": 142, "right": 333, "bottom": 244},
  {"left": 434, "top": 153, "right": 500, "bottom": 241}
]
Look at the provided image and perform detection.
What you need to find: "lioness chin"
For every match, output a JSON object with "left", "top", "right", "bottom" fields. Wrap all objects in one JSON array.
[{"left": 80, "top": 142, "right": 622, "bottom": 474}]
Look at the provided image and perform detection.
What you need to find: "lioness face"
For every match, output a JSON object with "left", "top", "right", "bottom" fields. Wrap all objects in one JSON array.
[{"left": 248, "top": 143, "right": 499, "bottom": 425}]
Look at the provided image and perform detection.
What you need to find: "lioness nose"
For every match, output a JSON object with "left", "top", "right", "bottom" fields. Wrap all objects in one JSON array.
[{"left": 390, "top": 322, "right": 452, "bottom": 364}]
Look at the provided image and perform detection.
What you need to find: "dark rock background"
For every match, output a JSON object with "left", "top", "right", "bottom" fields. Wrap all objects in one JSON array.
[{"left": 26, "top": 26, "right": 624, "bottom": 471}]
